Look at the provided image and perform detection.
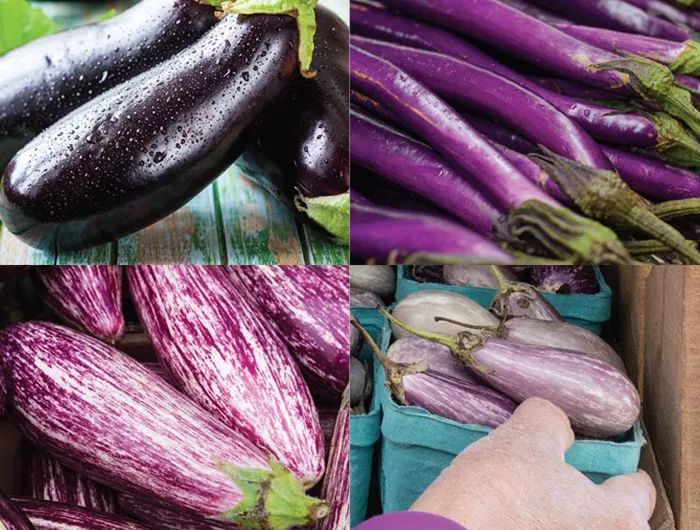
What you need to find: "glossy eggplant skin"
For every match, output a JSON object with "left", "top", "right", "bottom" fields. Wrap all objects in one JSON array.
[
  {"left": 0, "top": 14, "right": 299, "bottom": 251},
  {"left": 237, "top": 7, "right": 349, "bottom": 235},
  {"left": 0, "top": 0, "right": 217, "bottom": 170}
]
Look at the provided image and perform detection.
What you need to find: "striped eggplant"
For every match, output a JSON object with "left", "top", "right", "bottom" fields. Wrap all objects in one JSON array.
[
  {"left": 350, "top": 288, "right": 383, "bottom": 308},
  {"left": 387, "top": 336, "right": 479, "bottom": 385},
  {"left": 488, "top": 267, "right": 564, "bottom": 322},
  {"left": 119, "top": 494, "right": 237, "bottom": 530},
  {"left": 349, "top": 265, "right": 395, "bottom": 297},
  {"left": 127, "top": 266, "right": 325, "bottom": 488},
  {"left": 530, "top": 266, "right": 599, "bottom": 294},
  {"left": 384, "top": 313, "right": 640, "bottom": 438},
  {"left": 142, "top": 361, "right": 178, "bottom": 388},
  {"left": 0, "top": 322, "right": 328, "bottom": 528},
  {"left": 10, "top": 498, "right": 150, "bottom": 530},
  {"left": 312, "top": 393, "right": 350, "bottom": 530},
  {"left": 22, "top": 444, "right": 117, "bottom": 513},
  {"left": 442, "top": 265, "right": 517, "bottom": 289},
  {"left": 37, "top": 266, "right": 125, "bottom": 344},
  {"left": 391, "top": 290, "right": 499, "bottom": 340},
  {"left": 317, "top": 403, "right": 340, "bottom": 458},
  {"left": 227, "top": 266, "right": 349, "bottom": 398},
  {"left": 0, "top": 369, "right": 5, "bottom": 417},
  {"left": 0, "top": 493, "right": 35, "bottom": 530}
]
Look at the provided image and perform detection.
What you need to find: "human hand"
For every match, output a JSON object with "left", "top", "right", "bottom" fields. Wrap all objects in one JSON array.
[{"left": 411, "top": 397, "right": 655, "bottom": 530}]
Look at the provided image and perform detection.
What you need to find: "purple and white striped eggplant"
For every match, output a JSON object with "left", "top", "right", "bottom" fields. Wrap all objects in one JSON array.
[
  {"left": 387, "top": 337, "right": 479, "bottom": 385},
  {"left": 127, "top": 266, "right": 325, "bottom": 488},
  {"left": 141, "top": 361, "right": 178, "bottom": 388},
  {"left": 0, "top": 493, "right": 35, "bottom": 530},
  {"left": 227, "top": 266, "right": 349, "bottom": 398},
  {"left": 22, "top": 444, "right": 117, "bottom": 513},
  {"left": 442, "top": 265, "right": 517, "bottom": 289},
  {"left": 531, "top": 266, "right": 599, "bottom": 294},
  {"left": 350, "top": 288, "right": 383, "bottom": 308},
  {"left": 119, "top": 494, "right": 238, "bottom": 530},
  {"left": 313, "top": 393, "right": 350, "bottom": 530},
  {"left": 317, "top": 403, "right": 340, "bottom": 458},
  {"left": 391, "top": 290, "right": 499, "bottom": 340},
  {"left": 11, "top": 498, "right": 149, "bottom": 530},
  {"left": 488, "top": 267, "right": 564, "bottom": 322},
  {"left": 0, "top": 370, "right": 6, "bottom": 417},
  {"left": 384, "top": 313, "right": 640, "bottom": 438},
  {"left": 0, "top": 322, "right": 328, "bottom": 528},
  {"left": 37, "top": 266, "right": 125, "bottom": 344}
]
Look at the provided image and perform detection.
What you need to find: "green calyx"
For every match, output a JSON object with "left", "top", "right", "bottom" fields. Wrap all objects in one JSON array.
[
  {"left": 647, "top": 111, "right": 700, "bottom": 169},
  {"left": 221, "top": 0, "right": 319, "bottom": 78},
  {"left": 384, "top": 251, "right": 513, "bottom": 265},
  {"left": 624, "top": 239, "right": 688, "bottom": 256},
  {"left": 498, "top": 199, "right": 632, "bottom": 264},
  {"left": 595, "top": 54, "right": 700, "bottom": 137},
  {"left": 530, "top": 147, "right": 700, "bottom": 264},
  {"left": 671, "top": 41, "right": 700, "bottom": 76},
  {"left": 295, "top": 190, "right": 349, "bottom": 245},
  {"left": 651, "top": 198, "right": 700, "bottom": 222},
  {"left": 219, "top": 459, "right": 330, "bottom": 530}
]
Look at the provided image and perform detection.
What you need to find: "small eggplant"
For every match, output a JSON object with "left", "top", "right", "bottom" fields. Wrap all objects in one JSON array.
[
  {"left": 387, "top": 336, "right": 479, "bottom": 385},
  {"left": 350, "top": 357, "right": 370, "bottom": 409},
  {"left": 443, "top": 265, "right": 517, "bottom": 289},
  {"left": 349, "top": 265, "right": 395, "bottom": 297},
  {"left": 531, "top": 266, "right": 599, "bottom": 294},
  {"left": 237, "top": 6, "right": 350, "bottom": 244},
  {"left": 1, "top": 11, "right": 304, "bottom": 251},
  {"left": 350, "top": 288, "right": 383, "bottom": 307},
  {"left": 350, "top": 325, "right": 361, "bottom": 355},
  {"left": 488, "top": 267, "right": 564, "bottom": 322},
  {"left": 0, "top": 0, "right": 218, "bottom": 170}
]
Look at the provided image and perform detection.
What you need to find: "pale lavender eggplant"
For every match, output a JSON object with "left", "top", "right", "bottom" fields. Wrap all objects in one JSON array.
[
  {"left": 349, "top": 265, "right": 396, "bottom": 297},
  {"left": 466, "top": 338, "right": 640, "bottom": 438},
  {"left": 11, "top": 498, "right": 150, "bottom": 530},
  {"left": 531, "top": 266, "right": 599, "bottom": 294},
  {"left": 128, "top": 266, "right": 325, "bottom": 488},
  {"left": 489, "top": 272, "right": 565, "bottom": 323},
  {"left": 119, "top": 494, "right": 238, "bottom": 530},
  {"left": 503, "top": 318, "right": 625, "bottom": 372},
  {"left": 350, "top": 357, "right": 368, "bottom": 408},
  {"left": 387, "top": 336, "right": 479, "bottom": 385},
  {"left": 0, "top": 493, "right": 35, "bottom": 530},
  {"left": 37, "top": 266, "right": 125, "bottom": 344},
  {"left": 442, "top": 266, "right": 517, "bottom": 290},
  {"left": 226, "top": 265, "right": 349, "bottom": 398},
  {"left": 22, "top": 445, "right": 117, "bottom": 513},
  {"left": 351, "top": 325, "right": 361, "bottom": 355},
  {"left": 313, "top": 395, "right": 350, "bottom": 530},
  {"left": 350, "top": 288, "right": 384, "bottom": 308},
  {"left": 0, "top": 322, "right": 327, "bottom": 526}
]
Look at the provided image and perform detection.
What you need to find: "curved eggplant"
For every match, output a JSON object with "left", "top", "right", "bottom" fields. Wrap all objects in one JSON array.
[
  {"left": 0, "top": 0, "right": 218, "bottom": 170},
  {"left": 0, "top": 13, "right": 300, "bottom": 251},
  {"left": 237, "top": 7, "right": 349, "bottom": 244}
]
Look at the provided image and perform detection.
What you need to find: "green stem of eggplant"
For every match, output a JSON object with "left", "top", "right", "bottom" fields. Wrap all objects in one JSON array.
[
  {"left": 624, "top": 240, "right": 679, "bottom": 256},
  {"left": 388, "top": 252, "right": 512, "bottom": 265},
  {"left": 498, "top": 199, "right": 632, "bottom": 264},
  {"left": 646, "top": 111, "right": 700, "bottom": 169},
  {"left": 530, "top": 148, "right": 700, "bottom": 264},
  {"left": 650, "top": 198, "right": 700, "bottom": 221}
]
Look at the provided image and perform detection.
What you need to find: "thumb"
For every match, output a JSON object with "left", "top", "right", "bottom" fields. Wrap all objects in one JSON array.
[{"left": 601, "top": 471, "right": 656, "bottom": 522}]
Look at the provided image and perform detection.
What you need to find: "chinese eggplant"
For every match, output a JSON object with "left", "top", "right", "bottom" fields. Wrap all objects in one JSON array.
[
  {"left": 0, "top": 12, "right": 301, "bottom": 251},
  {"left": 237, "top": 6, "right": 350, "bottom": 244},
  {"left": 0, "top": 0, "right": 218, "bottom": 170},
  {"left": 0, "top": 321, "right": 327, "bottom": 528}
]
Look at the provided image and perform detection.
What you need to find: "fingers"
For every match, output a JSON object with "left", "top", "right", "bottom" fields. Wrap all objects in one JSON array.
[
  {"left": 601, "top": 471, "right": 657, "bottom": 522},
  {"left": 494, "top": 397, "right": 575, "bottom": 460}
]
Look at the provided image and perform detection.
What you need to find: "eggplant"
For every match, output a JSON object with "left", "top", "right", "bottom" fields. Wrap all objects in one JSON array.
[
  {"left": 442, "top": 265, "right": 517, "bottom": 289},
  {"left": 351, "top": 325, "right": 361, "bottom": 355},
  {"left": 0, "top": 493, "right": 35, "bottom": 530},
  {"left": 0, "top": 0, "right": 218, "bottom": 170},
  {"left": 391, "top": 290, "right": 499, "bottom": 340},
  {"left": 312, "top": 393, "right": 350, "bottom": 530},
  {"left": 127, "top": 266, "right": 325, "bottom": 488},
  {"left": 317, "top": 403, "right": 339, "bottom": 457},
  {"left": 227, "top": 265, "right": 349, "bottom": 398},
  {"left": 530, "top": 266, "right": 599, "bottom": 294},
  {"left": 0, "top": 321, "right": 327, "bottom": 528},
  {"left": 350, "top": 288, "right": 383, "bottom": 307},
  {"left": 119, "top": 494, "right": 236, "bottom": 530},
  {"left": 237, "top": 6, "right": 349, "bottom": 244},
  {"left": 350, "top": 357, "right": 368, "bottom": 409},
  {"left": 349, "top": 265, "right": 395, "bottom": 297},
  {"left": 0, "top": 13, "right": 301, "bottom": 251},
  {"left": 36, "top": 266, "right": 125, "bottom": 344},
  {"left": 22, "top": 444, "right": 117, "bottom": 513},
  {"left": 0, "top": 369, "right": 5, "bottom": 418},
  {"left": 11, "top": 498, "right": 150, "bottom": 530},
  {"left": 488, "top": 267, "right": 564, "bottom": 322}
]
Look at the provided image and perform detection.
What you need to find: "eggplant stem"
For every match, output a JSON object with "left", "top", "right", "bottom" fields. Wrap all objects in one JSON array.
[
  {"left": 433, "top": 316, "right": 498, "bottom": 332},
  {"left": 388, "top": 251, "right": 511, "bottom": 265},
  {"left": 530, "top": 147, "right": 700, "bottom": 264},
  {"left": 651, "top": 198, "right": 700, "bottom": 221},
  {"left": 624, "top": 239, "right": 684, "bottom": 256},
  {"left": 646, "top": 111, "right": 700, "bottom": 169}
]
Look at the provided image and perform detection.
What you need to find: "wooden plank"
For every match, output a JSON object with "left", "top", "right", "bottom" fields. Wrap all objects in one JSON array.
[
  {"left": 640, "top": 422, "right": 677, "bottom": 530},
  {"left": 0, "top": 227, "right": 55, "bottom": 265},
  {"left": 117, "top": 184, "right": 222, "bottom": 265},
  {"left": 301, "top": 224, "right": 349, "bottom": 265},
  {"left": 217, "top": 165, "right": 305, "bottom": 265},
  {"left": 57, "top": 243, "right": 115, "bottom": 265}
]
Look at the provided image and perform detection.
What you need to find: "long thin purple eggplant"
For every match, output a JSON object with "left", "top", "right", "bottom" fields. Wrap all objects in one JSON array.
[
  {"left": 0, "top": 493, "right": 35, "bottom": 530},
  {"left": 36, "top": 266, "right": 124, "bottom": 344},
  {"left": 22, "top": 445, "right": 117, "bottom": 513},
  {"left": 497, "top": 0, "right": 568, "bottom": 23},
  {"left": 226, "top": 265, "right": 349, "bottom": 398},
  {"left": 527, "top": 76, "right": 624, "bottom": 102},
  {"left": 312, "top": 393, "right": 350, "bottom": 530},
  {"left": 380, "top": 0, "right": 700, "bottom": 136},
  {"left": 0, "top": 322, "right": 327, "bottom": 528},
  {"left": 351, "top": 47, "right": 630, "bottom": 263},
  {"left": 533, "top": 0, "right": 692, "bottom": 41},
  {"left": 11, "top": 498, "right": 151, "bottom": 530},
  {"left": 127, "top": 266, "right": 325, "bottom": 488},
  {"left": 119, "top": 494, "right": 238, "bottom": 530},
  {"left": 554, "top": 23, "right": 700, "bottom": 75},
  {"left": 351, "top": 202, "right": 514, "bottom": 264},
  {"left": 350, "top": 109, "right": 502, "bottom": 236},
  {"left": 626, "top": 0, "right": 700, "bottom": 30},
  {"left": 383, "top": 312, "right": 641, "bottom": 438},
  {"left": 488, "top": 266, "right": 565, "bottom": 322},
  {"left": 531, "top": 266, "right": 599, "bottom": 295}
]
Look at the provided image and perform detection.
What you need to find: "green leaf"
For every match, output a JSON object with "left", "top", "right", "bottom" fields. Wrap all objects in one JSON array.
[
  {"left": 0, "top": 0, "right": 57, "bottom": 55},
  {"left": 94, "top": 8, "right": 117, "bottom": 23},
  {"left": 295, "top": 191, "right": 349, "bottom": 245}
]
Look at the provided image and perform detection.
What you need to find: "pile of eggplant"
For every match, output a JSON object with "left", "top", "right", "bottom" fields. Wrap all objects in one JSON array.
[
  {"left": 0, "top": 0, "right": 349, "bottom": 252},
  {"left": 0, "top": 265, "right": 349, "bottom": 530},
  {"left": 350, "top": 0, "right": 700, "bottom": 265},
  {"left": 358, "top": 266, "right": 640, "bottom": 440}
]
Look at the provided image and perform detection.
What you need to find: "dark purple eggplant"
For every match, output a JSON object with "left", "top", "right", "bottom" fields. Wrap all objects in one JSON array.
[
  {"left": 488, "top": 267, "right": 565, "bottom": 322},
  {"left": 0, "top": 493, "right": 35, "bottom": 530},
  {"left": 531, "top": 266, "right": 599, "bottom": 294},
  {"left": 0, "top": 13, "right": 301, "bottom": 251},
  {"left": 236, "top": 7, "right": 349, "bottom": 243},
  {"left": 0, "top": 0, "right": 218, "bottom": 170}
]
